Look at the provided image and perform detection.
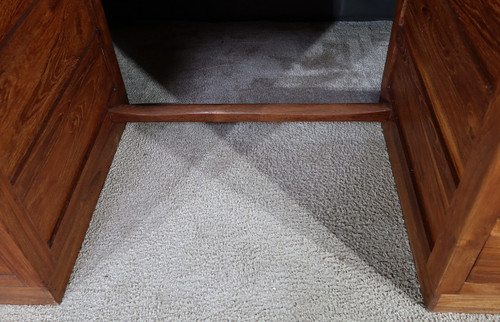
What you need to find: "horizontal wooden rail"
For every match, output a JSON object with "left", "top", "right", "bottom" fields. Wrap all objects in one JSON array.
[{"left": 108, "top": 103, "right": 392, "bottom": 123}]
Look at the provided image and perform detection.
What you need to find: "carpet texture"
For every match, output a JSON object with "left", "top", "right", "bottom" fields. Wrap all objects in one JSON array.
[{"left": 0, "top": 22, "right": 496, "bottom": 321}]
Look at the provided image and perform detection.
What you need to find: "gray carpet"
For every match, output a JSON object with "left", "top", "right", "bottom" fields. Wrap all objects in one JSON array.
[{"left": 0, "top": 22, "right": 496, "bottom": 321}]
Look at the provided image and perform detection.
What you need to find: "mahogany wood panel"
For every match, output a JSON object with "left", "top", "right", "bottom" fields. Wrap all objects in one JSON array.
[
  {"left": 379, "top": 0, "right": 406, "bottom": 104},
  {"left": 0, "top": 0, "right": 126, "bottom": 304},
  {"left": 433, "top": 294, "right": 500, "bottom": 314},
  {"left": 390, "top": 34, "right": 457, "bottom": 243},
  {"left": 0, "top": 0, "right": 36, "bottom": 43},
  {"left": 383, "top": 0, "right": 500, "bottom": 313},
  {"left": 467, "top": 221, "right": 500, "bottom": 284},
  {"left": 109, "top": 103, "right": 391, "bottom": 123},
  {"left": 427, "top": 88, "right": 500, "bottom": 295},
  {"left": 88, "top": 0, "right": 128, "bottom": 104},
  {"left": 0, "top": 174, "right": 53, "bottom": 285},
  {"left": 0, "top": 258, "right": 12, "bottom": 276},
  {"left": 403, "top": 0, "right": 491, "bottom": 177},
  {"left": 0, "top": 286, "right": 56, "bottom": 305},
  {"left": 460, "top": 282, "right": 500, "bottom": 296},
  {"left": 0, "top": 0, "right": 95, "bottom": 179},
  {"left": 447, "top": 0, "right": 500, "bottom": 86},
  {"left": 13, "top": 40, "right": 114, "bottom": 243},
  {"left": 381, "top": 121, "right": 435, "bottom": 306},
  {"left": 48, "top": 113, "right": 124, "bottom": 302}
]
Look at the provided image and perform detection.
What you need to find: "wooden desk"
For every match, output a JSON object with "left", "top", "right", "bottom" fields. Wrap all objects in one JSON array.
[{"left": 0, "top": 0, "right": 499, "bottom": 313}]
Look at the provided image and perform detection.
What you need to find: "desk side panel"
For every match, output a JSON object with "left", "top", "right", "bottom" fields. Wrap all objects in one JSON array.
[{"left": 0, "top": 0, "right": 126, "bottom": 304}]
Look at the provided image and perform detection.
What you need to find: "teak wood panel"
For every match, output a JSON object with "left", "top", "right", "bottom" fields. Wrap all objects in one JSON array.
[
  {"left": 13, "top": 40, "right": 114, "bottom": 243},
  {"left": 467, "top": 221, "right": 500, "bottom": 284},
  {"left": 0, "top": 0, "right": 95, "bottom": 179},
  {"left": 0, "top": 0, "right": 36, "bottom": 43},
  {"left": 0, "top": 0, "right": 126, "bottom": 304},
  {"left": 384, "top": 0, "right": 500, "bottom": 313},
  {"left": 403, "top": 0, "right": 491, "bottom": 177},
  {"left": 390, "top": 32, "right": 457, "bottom": 243},
  {"left": 447, "top": 0, "right": 500, "bottom": 86}
]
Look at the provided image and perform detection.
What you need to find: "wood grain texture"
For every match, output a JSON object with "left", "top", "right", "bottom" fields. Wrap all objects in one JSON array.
[
  {"left": 48, "top": 112, "right": 124, "bottom": 302},
  {"left": 0, "top": 0, "right": 127, "bottom": 304},
  {"left": 427, "top": 86, "right": 500, "bottom": 295},
  {"left": 391, "top": 33, "right": 457, "bottom": 243},
  {"left": 379, "top": 0, "right": 406, "bottom": 104},
  {"left": 0, "top": 0, "right": 36, "bottom": 44},
  {"left": 433, "top": 294, "right": 500, "bottom": 314},
  {"left": 0, "top": 286, "right": 56, "bottom": 305},
  {"left": 88, "top": 0, "right": 128, "bottom": 104},
  {"left": 13, "top": 39, "right": 113, "bottom": 243},
  {"left": 460, "top": 282, "right": 500, "bottom": 296},
  {"left": 466, "top": 221, "right": 500, "bottom": 284},
  {"left": 382, "top": 120, "right": 435, "bottom": 307},
  {"left": 0, "top": 256, "right": 13, "bottom": 275},
  {"left": 0, "top": 174, "right": 53, "bottom": 286},
  {"left": 447, "top": 0, "right": 500, "bottom": 86},
  {"left": 109, "top": 103, "right": 392, "bottom": 123},
  {"left": 0, "top": 0, "right": 94, "bottom": 179},
  {"left": 403, "top": 0, "right": 492, "bottom": 177}
]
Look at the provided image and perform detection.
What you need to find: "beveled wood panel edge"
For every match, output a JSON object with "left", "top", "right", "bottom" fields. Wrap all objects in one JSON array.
[
  {"left": 108, "top": 103, "right": 392, "bottom": 123},
  {"left": 380, "top": 0, "right": 407, "bottom": 105},
  {"left": 0, "top": 286, "right": 56, "bottom": 305},
  {"left": 432, "top": 293, "right": 500, "bottom": 314},
  {"left": 381, "top": 120, "right": 437, "bottom": 308},
  {"left": 47, "top": 113, "right": 125, "bottom": 303},
  {"left": 427, "top": 88, "right": 500, "bottom": 295}
]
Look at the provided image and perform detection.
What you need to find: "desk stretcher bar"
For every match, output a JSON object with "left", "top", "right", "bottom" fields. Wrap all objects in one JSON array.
[{"left": 108, "top": 103, "right": 392, "bottom": 122}]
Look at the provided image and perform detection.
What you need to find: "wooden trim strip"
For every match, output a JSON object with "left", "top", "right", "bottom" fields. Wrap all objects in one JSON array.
[{"left": 108, "top": 103, "right": 392, "bottom": 123}]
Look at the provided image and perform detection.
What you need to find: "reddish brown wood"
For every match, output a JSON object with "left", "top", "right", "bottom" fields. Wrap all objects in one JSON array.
[
  {"left": 13, "top": 40, "right": 114, "bottom": 243},
  {"left": 379, "top": 0, "right": 406, "bottom": 104},
  {"left": 88, "top": 0, "right": 128, "bottom": 104},
  {"left": 0, "top": 0, "right": 36, "bottom": 44},
  {"left": 48, "top": 113, "right": 124, "bottom": 302},
  {"left": 390, "top": 34, "right": 457, "bottom": 242},
  {"left": 382, "top": 121, "right": 435, "bottom": 306},
  {"left": 403, "top": 0, "right": 492, "bottom": 177},
  {"left": 0, "top": 287, "right": 57, "bottom": 305},
  {"left": 427, "top": 89, "right": 500, "bottom": 295},
  {"left": 0, "top": 0, "right": 95, "bottom": 179},
  {"left": 383, "top": 0, "right": 500, "bottom": 313},
  {"left": 467, "top": 221, "right": 500, "bottom": 284},
  {"left": 109, "top": 103, "right": 392, "bottom": 123},
  {"left": 0, "top": 257, "right": 12, "bottom": 276},
  {"left": 0, "top": 0, "right": 126, "bottom": 304},
  {"left": 447, "top": 0, "right": 500, "bottom": 86}
]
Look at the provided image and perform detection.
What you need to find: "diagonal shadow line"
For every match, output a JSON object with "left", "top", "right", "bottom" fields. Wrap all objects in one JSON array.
[{"left": 203, "top": 121, "right": 423, "bottom": 304}]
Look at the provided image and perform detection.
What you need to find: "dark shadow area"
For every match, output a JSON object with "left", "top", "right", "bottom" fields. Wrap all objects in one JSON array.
[
  {"left": 111, "top": 21, "right": 391, "bottom": 104},
  {"left": 102, "top": 0, "right": 396, "bottom": 24}
]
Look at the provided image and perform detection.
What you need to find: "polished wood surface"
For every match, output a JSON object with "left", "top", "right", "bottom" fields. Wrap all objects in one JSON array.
[
  {"left": 109, "top": 103, "right": 392, "bottom": 122},
  {"left": 390, "top": 33, "right": 457, "bottom": 243},
  {"left": 0, "top": 0, "right": 126, "bottom": 304},
  {"left": 383, "top": 0, "right": 500, "bottom": 313},
  {"left": 0, "top": 0, "right": 95, "bottom": 178},
  {"left": 1, "top": 0, "right": 500, "bottom": 313},
  {"left": 403, "top": 0, "right": 491, "bottom": 177}
]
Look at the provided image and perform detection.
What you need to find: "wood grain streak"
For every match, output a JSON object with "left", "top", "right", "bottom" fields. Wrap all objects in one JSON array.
[
  {"left": 446, "top": 0, "right": 500, "bottom": 86},
  {"left": 14, "top": 41, "right": 113, "bottom": 243},
  {"left": 391, "top": 34, "right": 457, "bottom": 242},
  {"left": 0, "top": 0, "right": 94, "bottom": 178},
  {"left": 427, "top": 87, "right": 500, "bottom": 295},
  {"left": 404, "top": 0, "right": 492, "bottom": 176},
  {"left": 0, "top": 0, "right": 36, "bottom": 45}
]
